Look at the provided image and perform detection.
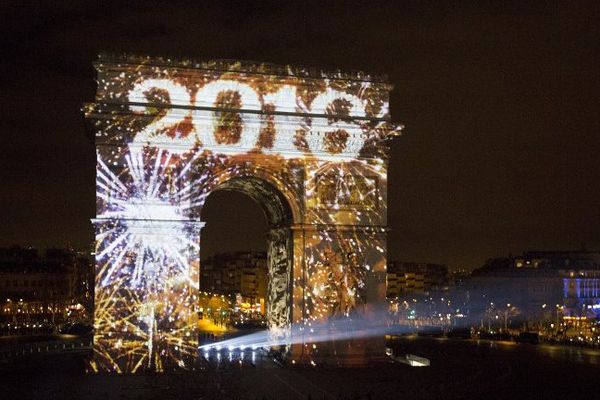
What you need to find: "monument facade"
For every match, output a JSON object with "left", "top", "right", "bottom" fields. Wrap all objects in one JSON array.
[{"left": 86, "top": 54, "right": 401, "bottom": 372}]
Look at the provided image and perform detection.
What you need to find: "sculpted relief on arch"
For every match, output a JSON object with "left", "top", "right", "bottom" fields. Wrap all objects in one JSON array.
[{"left": 87, "top": 54, "right": 400, "bottom": 372}]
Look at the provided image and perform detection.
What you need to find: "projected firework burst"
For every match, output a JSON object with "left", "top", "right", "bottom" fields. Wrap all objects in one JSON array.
[
  {"left": 95, "top": 147, "right": 201, "bottom": 288},
  {"left": 87, "top": 54, "right": 400, "bottom": 372},
  {"left": 92, "top": 147, "right": 205, "bottom": 371}
]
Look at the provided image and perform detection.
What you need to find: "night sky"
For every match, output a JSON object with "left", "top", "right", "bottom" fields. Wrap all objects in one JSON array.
[{"left": 1, "top": 1, "right": 599, "bottom": 270}]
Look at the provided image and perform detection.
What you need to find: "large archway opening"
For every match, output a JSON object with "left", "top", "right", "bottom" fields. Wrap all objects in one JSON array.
[
  {"left": 200, "top": 191, "right": 269, "bottom": 260},
  {"left": 198, "top": 177, "right": 295, "bottom": 347}
]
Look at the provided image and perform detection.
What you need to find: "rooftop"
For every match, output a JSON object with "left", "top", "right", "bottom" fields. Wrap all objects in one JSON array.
[{"left": 96, "top": 53, "right": 389, "bottom": 84}]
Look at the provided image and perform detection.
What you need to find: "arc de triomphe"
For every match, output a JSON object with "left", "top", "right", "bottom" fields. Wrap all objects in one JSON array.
[{"left": 86, "top": 54, "right": 401, "bottom": 372}]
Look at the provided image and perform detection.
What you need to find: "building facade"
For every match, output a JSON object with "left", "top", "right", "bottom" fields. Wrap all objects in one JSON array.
[
  {"left": 200, "top": 251, "right": 268, "bottom": 307},
  {"left": 386, "top": 261, "right": 449, "bottom": 298},
  {"left": 0, "top": 247, "right": 93, "bottom": 335},
  {"left": 467, "top": 251, "right": 600, "bottom": 326}
]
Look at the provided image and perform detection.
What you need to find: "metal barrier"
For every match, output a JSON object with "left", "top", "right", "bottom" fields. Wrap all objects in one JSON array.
[{"left": 0, "top": 337, "right": 92, "bottom": 363}]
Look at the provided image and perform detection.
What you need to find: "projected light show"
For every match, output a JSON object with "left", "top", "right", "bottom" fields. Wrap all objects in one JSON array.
[{"left": 86, "top": 54, "right": 401, "bottom": 372}]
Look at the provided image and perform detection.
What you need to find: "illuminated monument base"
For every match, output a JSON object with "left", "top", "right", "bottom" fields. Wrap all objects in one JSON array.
[{"left": 87, "top": 54, "right": 400, "bottom": 372}]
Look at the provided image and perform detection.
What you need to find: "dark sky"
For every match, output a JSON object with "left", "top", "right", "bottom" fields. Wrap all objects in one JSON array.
[{"left": 1, "top": 1, "right": 599, "bottom": 270}]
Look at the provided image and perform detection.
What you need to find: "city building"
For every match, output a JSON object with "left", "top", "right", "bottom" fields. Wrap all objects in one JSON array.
[
  {"left": 386, "top": 252, "right": 600, "bottom": 336},
  {"left": 0, "top": 246, "right": 93, "bottom": 335},
  {"left": 561, "top": 269, "right": 600, "bottom": 318},
  {"left": 200, "top": 251, "right": 267, "bottom": 312},
  {"left": 467, "top": 250, "right": 600, "bottom": 326},
  {"left": 386, "top": 261, "right": 449, "bottom": 298}
]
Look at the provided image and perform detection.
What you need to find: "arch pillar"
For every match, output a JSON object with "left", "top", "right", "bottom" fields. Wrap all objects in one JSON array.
[
  {"left": 266, "top": 226, "right": 294, "bottom": 331},
  {"left": 286, "top": 223, "right": 388, "bottom": 364},
  {"left": 90, "top": 217, "right": 204, "bottom": 372}
]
